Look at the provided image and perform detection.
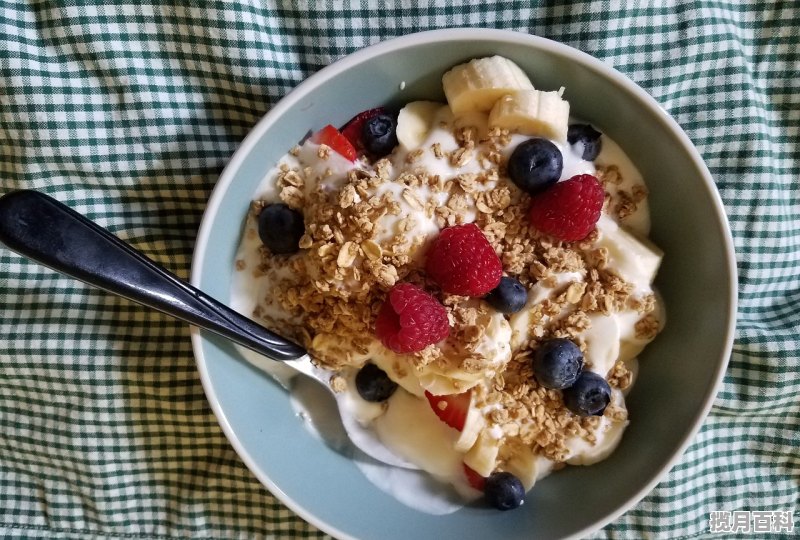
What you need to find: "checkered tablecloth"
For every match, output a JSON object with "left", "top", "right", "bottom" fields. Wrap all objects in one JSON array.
[{"left": 1, "top": 2, "right": 797, "bottom": 539}]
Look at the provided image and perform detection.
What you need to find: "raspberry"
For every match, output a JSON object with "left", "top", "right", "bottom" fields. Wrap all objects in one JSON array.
[
  {"left": 374, "top": 283, "right": 450, "bottom": 353},
  {"left": 528, "top": 174, "right": 604, "bottom": 241},
  {"left": 425, "top": 223, "right": 502, "bottom": 296}
]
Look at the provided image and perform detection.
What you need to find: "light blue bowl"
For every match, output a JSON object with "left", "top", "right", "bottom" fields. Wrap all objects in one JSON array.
[{"left": 191, "top": 29, "right": 737, "bottom": 540}]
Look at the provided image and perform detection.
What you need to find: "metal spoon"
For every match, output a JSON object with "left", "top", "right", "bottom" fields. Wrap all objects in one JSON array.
[{"left": 0, "top": 189, "right": 416, "bottom": 468}]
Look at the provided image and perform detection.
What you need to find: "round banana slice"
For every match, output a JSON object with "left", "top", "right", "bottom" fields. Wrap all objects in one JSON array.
[
  {"left": 453, "top": 111, "right": 491, "bottom": 141},
  {"left": 442, "top": 56, "right": 534, "bottom": 115},
  {"left": 595, "top": 215, "right": 663, "bottom": 292},
  {"left": 396, "top": 100, "right": 448, "bottom": 150},
  {"left": 488, "top": 89, "right": 570, "bottom": 143},
  {"left": 463, "top": 431, "right": 501, "bottom": 478}
]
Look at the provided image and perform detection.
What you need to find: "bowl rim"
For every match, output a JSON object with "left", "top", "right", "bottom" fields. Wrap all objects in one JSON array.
[{"left": 190, "top": 27, "right": 738, "bottom": 540}]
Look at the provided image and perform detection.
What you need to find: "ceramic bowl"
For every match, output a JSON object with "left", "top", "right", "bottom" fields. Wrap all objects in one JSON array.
[{"left": 191, "top": 28, "right": 737, "bottom": 539}]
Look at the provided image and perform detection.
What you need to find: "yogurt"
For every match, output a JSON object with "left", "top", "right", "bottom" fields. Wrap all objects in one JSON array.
[{"left": 230, "top": 92, "right": 663, "bottom": 512}]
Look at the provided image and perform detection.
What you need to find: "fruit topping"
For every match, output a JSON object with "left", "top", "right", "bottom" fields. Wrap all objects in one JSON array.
[
  {"left": 464, "top": 431, "right": 501, "bottom": 478},
  {"left": 340, "top": 107, "right": 386, "bottom": 150},
  {"left": 484, "top": 471, "right": 525, "bottom": 511},
  {"left": 257, "top": 203, "right": 305, "bottom": 255},
  {"left": 484, "top": 276, "right": 528, "bottom": 314},
  {"left": 374, "top": 283, "right": 450, "bottom": 353},
  {"left": 424, "top": 389, "right": 470, "bottom": 431},
  {"left": 310, "top": 124, "right": 358, "bottom": 161},
  {"left": 441, "top": 56, "right": 534, "bottom": 115},
  {"left": 507, "top": 138, "right": 563, "bottom": 195},
  {"left": 425, "top": 223, "right": 502, "bottom": 296},
  {"left": 567, "top": 123, "right": 603, "bottom": 161},
  {"left": 489, "top": 89, "right": 570, "bottom": 142},
  {"left": 463, "top": 463, "right": 486, "bottom": 491},
  {"left": 528, "top": 173, "right": 604, "bottom": 241},
  {"left": 532, "top": 338, "right": 583, "bottom": 390},
  {"left": 362, "top": 114, "right": 398, "bottom": 157},
  {"left": 562, "top": 371, "right": 612, "bottom": 417},
  {"left": 355, "top": 362, "right": 398, "bottom": 402},
  {"left": 396, "top": 101, "right": 443, "bottom": 150}
]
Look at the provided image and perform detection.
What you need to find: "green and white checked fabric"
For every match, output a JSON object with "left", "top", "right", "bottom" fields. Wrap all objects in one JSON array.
[{"left": 1, "top": 1, "right": 797, "bottom": 538}]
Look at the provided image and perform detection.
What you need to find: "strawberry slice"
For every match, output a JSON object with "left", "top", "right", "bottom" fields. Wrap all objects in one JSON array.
[
  {"left": 340, "top": 107, "right": 386, "bottom": 150},
  {"left": 310, "top": 124, "right": 357, "bottom": 161},
  {"left": 424, "top": 389, "right": 471, "bottom": 431},
  {"left": 463, "top": 463, "right": 486, "bottom": 491}
]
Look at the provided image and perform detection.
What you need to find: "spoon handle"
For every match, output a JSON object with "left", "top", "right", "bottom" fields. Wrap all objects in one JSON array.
[{"left": 0, "top": 190, "right": 306, "bottom": 361}]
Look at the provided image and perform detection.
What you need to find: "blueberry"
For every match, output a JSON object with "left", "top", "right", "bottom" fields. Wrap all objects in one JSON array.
[
  {"left": 562, "top": 371, "right": 611, "bottom": 416},
  {"left": 507, "top": 138, "right": 563, "bottom": 195},
  {"left": 532, "top": 338, "right": 583, "bottom": 390},
  {"left": 258, "top": 203, "right": 305, "bottom": 255},
  {"left": 484, "top": 276, "right": 528, "bottom": 314},
  {"left": 362, "top": 114, "right": 398, "bottom": 157},
  {"left": 355, "top": 363, "right": 398, "bottom": 402},
  {"left": 567, "top": 124, "right": 603, "bottom": 161},
  {"left": 484, "top": 472, "right": 525, "bottom": 511}
]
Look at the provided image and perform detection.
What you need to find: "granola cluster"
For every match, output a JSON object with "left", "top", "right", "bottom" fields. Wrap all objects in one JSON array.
[{"left": 238, "top": 121, "right": 661, "bottom": 465}]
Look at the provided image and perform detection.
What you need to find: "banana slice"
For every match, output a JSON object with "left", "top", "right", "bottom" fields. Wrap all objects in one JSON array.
[
  {"left": 503, "top": 446, "right": 539, "bottom": 490},
  {"left": 370, "top": 349, "right": 426, "bottom": 397},
  {"left": 595, "top": 215, "right": 663, "bottom": 291},
  {"left": 454, "top": 394, "right": 486, "bottom": 452},
  {"left": 396, "top": 101, "right": 447, "bottom": 150},
  {"left": 463, "top": 431, "right": 501, "bottom": 478},
  {"left": 580, "top": 314, "right": 621, "bottom": 377},
  {"left": 453, "top": 111, "right": 491, "bottom": 141},
  {"left": 442, "top": 56, "right": 534, "bottom": 115},
  {"left": 418, "top": 370, "right": 484, "bottom": 396},
  {"left": 617, "top": 298, "right": 665, "bottom": 363},
  {"left": 488, "top": 89, "right": 570, "bottom": 142},
  {"left": 373, "top": 389, "right": 463, "bottom": 475}
]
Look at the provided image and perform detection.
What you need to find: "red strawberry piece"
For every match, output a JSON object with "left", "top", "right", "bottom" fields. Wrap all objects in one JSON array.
[
  {"left": 340, "top": 107, "right": 386, "bottom": 150},
  {"left": 374, "top": 283, "right": 450, "bottom": 354},
  {"left": 425, "top": 223, "right": 502, "bottom": 296},
  {"left": 424, "top": 389, "right": 470, "bottom": 431},
  {"left": 528, "top": 174, "right": 605, "bottom": 241},
  {"left": 463, "top": 463, "right": 486, "bottom": 491},
  {"left": 310, "top": 124, "right": 358, "bottom": 161}
]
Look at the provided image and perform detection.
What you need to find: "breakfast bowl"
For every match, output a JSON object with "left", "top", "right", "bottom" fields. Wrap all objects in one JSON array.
[{"left": 190, "top": 28, "right": 737, "bottom": 539}]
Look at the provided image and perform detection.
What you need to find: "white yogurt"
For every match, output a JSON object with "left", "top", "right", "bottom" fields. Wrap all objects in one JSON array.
[{"left": 229, "top": 105, "right": 662, "bottom": 514}]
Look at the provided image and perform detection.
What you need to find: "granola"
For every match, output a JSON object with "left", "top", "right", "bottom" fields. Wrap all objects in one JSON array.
[{"left": 231, "top": 90, "right": 663, "bottom": 507}]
